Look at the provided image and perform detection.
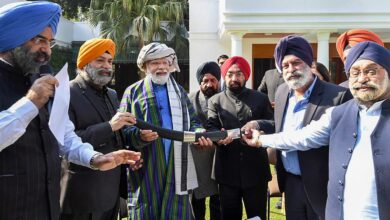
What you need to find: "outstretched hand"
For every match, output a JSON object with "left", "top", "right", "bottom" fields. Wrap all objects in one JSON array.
[
  {"left": 217, "top": 128, "right": 233, "bottom": 146},
  {"left": 91, "top": 150, "right": 141, "bottom": 171},
  {"left": 241, "top": 129, "right": 264, "bottom": 148}
]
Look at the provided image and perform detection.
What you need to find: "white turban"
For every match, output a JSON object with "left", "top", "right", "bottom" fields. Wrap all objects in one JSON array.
[{"left": 137, "top": 42, "right": 180, "bottom": 73}]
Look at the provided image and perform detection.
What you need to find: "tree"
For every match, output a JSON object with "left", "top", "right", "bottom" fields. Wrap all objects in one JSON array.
[
  {"left": 88, "top": 0, "right": 188, "bottom": 56},
  {"left": 32, "top": 0, "right": 91, "bottom": 20}
]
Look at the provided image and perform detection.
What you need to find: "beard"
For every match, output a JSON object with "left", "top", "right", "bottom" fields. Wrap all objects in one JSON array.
[
  {"left": 83, "top": 65, "right": 114, "bottom": 86},
  {"left": 284, "top": 66, "right": 313, "bottom": 90},
  {"left": 350, "top": 74, "right": 389, "bottom": 103},
  {"left": 11, "top": 45, "right": 50, "bottom": 75},
  {"left": 228, "top": 81, "right": 245, "bottom": 94},
  {"left": 147, "top": 71, "right": 170, "bottom": 85},
  {"left": 202, "top": 87, "right": 218, "bottom": 98}
]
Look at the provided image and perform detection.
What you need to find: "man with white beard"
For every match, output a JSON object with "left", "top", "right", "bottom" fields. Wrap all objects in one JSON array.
[
  {"left": 119, "top": 42, "right": 212, "bottom": 219},
  {"left": 243, "top": 40, "right": 390, "bottom": 220},
  {"left": 60, "top": 38, "right": 140, "bottom": 220},
  {"left": 242, "top": 35, "right": 352, "bottom": 220}
]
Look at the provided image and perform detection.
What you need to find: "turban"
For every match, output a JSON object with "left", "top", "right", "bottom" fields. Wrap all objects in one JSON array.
[
  {"left": 221, "top": 56, "right": 251, "bottom": 81},
  {"left": 336, "top": 29, "right": 384, "bottom": 60},
  {"left": 77, "top": 38, "right": 116, "bottom": 69},
  {"left": 137, "top": 42, "right": 180, "bottom": 72},
  {"left": 274, "top": 35, "right": 313, "bottom": 72},
  {"left": 196, "top": 61, "right": 221, "bottom": 84},
  {"left": 0, "top": 1, "right": 61, "bottom": 52},
  {"left": 345, "top": 41, "right": 390, "bottom": 77}
]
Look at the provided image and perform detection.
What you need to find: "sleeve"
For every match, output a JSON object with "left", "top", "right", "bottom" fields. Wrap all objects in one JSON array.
[
  {"left": 68, "top": 105, "right": 113, "bottom": 148},
  {"left": 119, "top": 87, "right": 149, "bottom": 150},
  {"left": 185, "top": 91, "right": 204, "bottom": 132},
  {"left": 206, "top": 98, "right": 222, "bottom": 131},
  {"left": 260, "top": 107, "right": 333, "bottom": 151},
  {"left": 258, "top": 74, "right": 268, "bottom": 93},
  {"left": 0, "top": 97, "right": 39, "bottom": 151},
  {"left": 59, "top": 117, "right": 99, "bottom": 168}
]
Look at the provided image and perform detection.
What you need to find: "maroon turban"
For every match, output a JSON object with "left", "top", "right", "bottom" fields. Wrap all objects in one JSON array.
[{"left": 221, "top": 56, "right": 251, "bottom": 80}]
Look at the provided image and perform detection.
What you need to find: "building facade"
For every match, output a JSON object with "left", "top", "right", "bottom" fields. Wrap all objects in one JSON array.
[{"left": 189, "top": 0, "right": 390, "bottom": 92}]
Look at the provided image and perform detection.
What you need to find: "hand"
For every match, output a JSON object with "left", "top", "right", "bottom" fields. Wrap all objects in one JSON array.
[
  {"left": 91, "top": 150, "right": 141, "bottom": 171},
  {"left": 26, "top": 75, "right": 58, "bottom": 109},
  {"left": 241, "top": 129, "right": 264, "bottom": 148},
  {"left": 217, "top": 128, "right": 233, "bottom": 146},
  {"left": 241, "top": 120, "right": 259, "bottom": 139},
  {"left": 194, "top": 136, "right": 214, "bottom": 150},
  {"left": 109, "top": 112, "right": 137, "bottom": 131},
  {"left": 139, "top": 129, "right": 158, "bottom": 142},
  {"left": 130, "top": 158, "right": 143, "bottom": 171}
]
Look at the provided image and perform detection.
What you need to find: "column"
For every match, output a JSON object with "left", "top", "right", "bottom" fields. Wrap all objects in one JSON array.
[
  {"left": 317, "top": 32, "right": 330, "bottom": 69},
  {"left": 230, "top": 32, "right": 245, "bottom": 56}
]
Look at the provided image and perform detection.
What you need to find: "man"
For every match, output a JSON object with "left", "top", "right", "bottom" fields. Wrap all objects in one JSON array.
[
  {"left": 336, "top": 29, "right": 384, "bottom": 87},
  {"left": 257, "top": 68, "right": 285, "bottom": 106},
  {"left": 217, "top": 54, "right": 229, "bottom": 91},
  {"left": 207, "top": 56, "right": 273, "bottom": 220},
  {"left": 60, "top": 38, "right": 138, "bottom": 220},
  {"left": 0, "top": 2, "right": 140, "bottom": 220},
  {"left": 119, "top": 42, "right": 212, "bottom": 219},
  {"left": 243, "top": 41, "right": 390, "bottom": 220},
  {"left": 244, "top": 35, "right": 352, "bottom": 220},
  {"left": 188, "top": 61, "right": 222, "bottom": 220}
]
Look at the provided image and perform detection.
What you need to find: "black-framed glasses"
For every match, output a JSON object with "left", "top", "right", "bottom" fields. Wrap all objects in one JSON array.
[{"left": 31, "top": 35, "right": 56, "bottom": 48}]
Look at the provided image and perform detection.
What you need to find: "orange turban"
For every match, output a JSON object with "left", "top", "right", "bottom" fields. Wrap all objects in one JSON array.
[
  {"left": 221, "top": 56, "right": 251, "bottom": 80},
  {"left": 336, "top": 29, "right": 384, "bottom": 60},
  {"left": 77, "top": 38, "right": 116, "bottom": 69}
]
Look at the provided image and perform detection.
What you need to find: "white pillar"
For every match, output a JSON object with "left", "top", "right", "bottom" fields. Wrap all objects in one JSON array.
[
  {"left": 317, "top": 32, "right": 330, "bottom": 69},
  {"left": 230, "top": 32, "right": 245, "bottom": 56}
]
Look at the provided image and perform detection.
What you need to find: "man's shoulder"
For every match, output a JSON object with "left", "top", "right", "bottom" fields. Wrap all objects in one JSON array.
[{"left": 188, "top": 90, "right": 199, "bottom": 101}]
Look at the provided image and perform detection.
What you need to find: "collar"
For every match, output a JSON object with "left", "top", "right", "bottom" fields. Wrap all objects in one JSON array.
[
  {"left": 289, "top": 75, "right": 318, "bottom": 99},
  {"left": 359, "top": 99, "right": 386, "bottom": 113}
]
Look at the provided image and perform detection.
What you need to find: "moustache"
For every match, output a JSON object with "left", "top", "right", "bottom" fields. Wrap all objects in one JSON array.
[
  {"left": 352, "top": 82, "right": 379, "bottom": 90},
  {"left": 34, "top": 51, "right": 50, "bottom": 62},
  {"left": 97, "top": 68, "right": 114, "bottom": 76},
  {"left": 286, "top": 71, "right": 304, "bottom": 80}
]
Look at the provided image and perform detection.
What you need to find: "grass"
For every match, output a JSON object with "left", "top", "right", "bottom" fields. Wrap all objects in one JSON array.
[{"left": 204, "top": 196, "right": 286, "bottom": 220}]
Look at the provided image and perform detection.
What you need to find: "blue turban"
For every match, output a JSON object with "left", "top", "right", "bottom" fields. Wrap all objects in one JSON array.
[
  {"left": 345, "top": 41, "right": 390, "bottom": 77},
  {"left": 0, "top": 1, "right": 61, "bottom": 52},
  {"left": 274, "top": 35, "right": 313, "bottom": 72}
]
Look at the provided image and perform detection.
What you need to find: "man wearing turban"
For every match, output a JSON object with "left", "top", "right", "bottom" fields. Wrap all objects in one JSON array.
[
  {"left": 0, "top": 2, "right": 140, "bottom": 219},
  {"left": 60, "top": 38, "right": 139, "bottom": 220},
  {"left": 188, "top": 61, "right": 221, "bottom": 220},
  {"left": 336, "top": 29, "right": 384, "bottom": 87},
  {"left": 119, "top": 42, "right": 212, "bottom": 219},
  {"left": 243, "top": 42, "right": 390, "bottom": 220},
  {"left": 243, "top": 35, "right": 352, "bottom": 220},
  {"left": 207, "top": 56, "right": 273, "bottom": 220}
]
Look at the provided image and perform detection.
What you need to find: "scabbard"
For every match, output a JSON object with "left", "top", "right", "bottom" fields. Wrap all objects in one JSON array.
[{"left": 134, "top": 120, "right": 230, "bottom": 142}]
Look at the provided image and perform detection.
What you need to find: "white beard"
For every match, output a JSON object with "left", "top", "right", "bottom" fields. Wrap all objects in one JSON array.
[
  {"left": 147, "top": 72, "right": 170, "bottom": 85},
  {"left": 284, "top": 66, "right": 313, "bottom": 90}
]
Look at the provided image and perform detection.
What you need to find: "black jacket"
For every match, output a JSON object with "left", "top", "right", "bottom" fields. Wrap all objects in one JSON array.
[
  {"left": 207, "top": 88, "right": 273, "bottom": 188},
  {"left": 273, "top": 79, "right": 352, "bottom": 219},
  {"left": 0, "top": 61, "right": 60, "bottom": 220},
  {"left": 61, "top": 75, "right": 123, "bottom": 213}
]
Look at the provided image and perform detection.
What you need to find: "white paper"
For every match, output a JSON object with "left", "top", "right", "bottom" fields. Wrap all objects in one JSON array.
[{"left": 48, "top": 63, "right": 69, "bottom": 145}]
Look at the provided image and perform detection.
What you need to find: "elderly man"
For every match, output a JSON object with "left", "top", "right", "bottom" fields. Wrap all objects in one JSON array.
[
  {"left": 60, "top": 38, "right": 139, "bottom": 220},
  {"left": 207, "top": 56, "right": 273, "bottom": 220},
  {"left": 243, "top": 41, "right": 390, "bottom": 220},
  {"left": 336, "top": 29, "right": 384, "bottom": 87},
  {"left": 188, "top": 61, "right": 221, "bottom": 220},
  {"left": 0, "top": 2, "right": 140, "bottom": 220},
  {"left": 243, "top": 35, "right": 352, "bottom": 220},
  {"left": 119, "top": 42, "right": 212, "bottom": 219}
]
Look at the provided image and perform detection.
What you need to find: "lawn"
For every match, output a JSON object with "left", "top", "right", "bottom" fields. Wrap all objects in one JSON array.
[{"left": 204, "top": 196, "right": 286, "bottom": 220}]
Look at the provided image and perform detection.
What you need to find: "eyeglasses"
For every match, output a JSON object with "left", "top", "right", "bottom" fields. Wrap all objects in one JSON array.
[
  {"left": 348, "top": 67, "right": 383, "bottom": 79},
  {"left": 31, "top": 35, "right": 56, "bottom": 48}
]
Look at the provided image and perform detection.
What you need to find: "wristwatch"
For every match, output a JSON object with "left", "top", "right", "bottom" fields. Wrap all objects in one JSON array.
[{"left": 89, "top": 153, "right": 103, "bottom": 170}]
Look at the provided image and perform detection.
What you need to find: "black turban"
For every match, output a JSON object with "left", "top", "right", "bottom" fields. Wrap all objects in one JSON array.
[
  {"left": 345, "top": 41, "right": 390, "bottom": 77},
  {"left": 196, "top": 61, "right": 221, "bottom": 84},
  {"left": 274, "top": 35, "right": 313, "bottom": 72}
]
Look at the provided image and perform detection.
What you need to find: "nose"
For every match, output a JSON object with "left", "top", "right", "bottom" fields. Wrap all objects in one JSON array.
[
  {"left": 102, "top": 61, "right": 112, "bottom": 69},
  {"left": 357, "top": 73, "right": 369, "bottom": 83}
]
